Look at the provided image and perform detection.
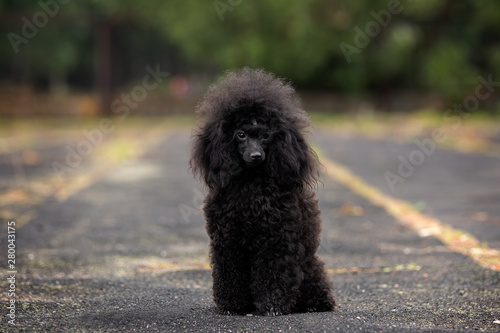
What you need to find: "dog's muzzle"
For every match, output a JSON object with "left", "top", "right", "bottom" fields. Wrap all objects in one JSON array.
[{"left": 243, "top": 147, "right": 265, "bottom": 166}]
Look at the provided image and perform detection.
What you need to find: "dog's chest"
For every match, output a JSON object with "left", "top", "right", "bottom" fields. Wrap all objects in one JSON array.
[{"left": 220, "top": 182, "right": 296, "bottom": 227}]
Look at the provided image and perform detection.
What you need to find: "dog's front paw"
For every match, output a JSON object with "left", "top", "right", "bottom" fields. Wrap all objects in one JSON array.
[
  {"left": 255, "top": 296, "right": 291, "bottom": 316},
  {"left": 263, "top": 306, "right": 284, "bottom": 317}
]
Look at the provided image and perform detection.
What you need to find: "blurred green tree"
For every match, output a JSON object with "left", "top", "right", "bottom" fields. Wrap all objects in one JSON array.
[{"left": 0, "top": 0, "right": 499, "bottom": 109}]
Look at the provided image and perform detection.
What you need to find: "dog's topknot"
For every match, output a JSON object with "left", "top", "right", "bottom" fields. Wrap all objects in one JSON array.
[{"left": 195, "top": 68, "right": 310, "bottom": 130}]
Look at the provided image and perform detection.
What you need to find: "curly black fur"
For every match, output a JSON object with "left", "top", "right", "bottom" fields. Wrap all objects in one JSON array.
[{"left": 190, "top": 68, "right": 336, "bottom": 316}]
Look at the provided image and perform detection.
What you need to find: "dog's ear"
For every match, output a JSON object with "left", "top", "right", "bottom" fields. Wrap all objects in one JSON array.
[
  {"left": 190, "top": 120, "right": 240, "bottom": 188},
  {"left": 266, "top": 125, "right": 320, "bottom": 191}
]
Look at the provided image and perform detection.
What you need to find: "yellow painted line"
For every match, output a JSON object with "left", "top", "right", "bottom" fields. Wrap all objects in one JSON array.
[
  {"left": 3, "top": 121, "right": 175, "bottom": 228},
  {"left": 327, "top": 263, "right": 422, "bottom": 275},
  {"left": 54, "top": 124, "right": 171, "bottom": 201},
  {"left": 136, "top": 260, "right": 211, "bottom": 273},
  {"left": 319, "top": 155, "right": 500, "bottom": 271},
  {"left": 125, "top": 259, "right": 423, "bottom": 276},
  {"left": 133, "top": 260, "right": 420, "bottom": 275}
]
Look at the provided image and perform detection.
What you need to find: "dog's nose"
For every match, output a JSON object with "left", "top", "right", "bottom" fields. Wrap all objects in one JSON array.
[{"left": 250, "top": 152, "right": 262, "bottom": 161}]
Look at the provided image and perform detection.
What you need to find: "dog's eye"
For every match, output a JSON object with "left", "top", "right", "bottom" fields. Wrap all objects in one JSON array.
[
  {"left": 262, "top": 133, "right": 270, "bottom": 140},
  {"left": 237, "top": 131, "right": 247, "bottom": 139}
]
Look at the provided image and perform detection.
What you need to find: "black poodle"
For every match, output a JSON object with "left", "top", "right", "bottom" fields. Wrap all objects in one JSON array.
[{"left": 190, "top": 68, "right": 336, "bottom": 316}]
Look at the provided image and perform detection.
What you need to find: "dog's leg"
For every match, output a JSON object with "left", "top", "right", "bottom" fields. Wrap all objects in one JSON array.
[
  {"left": 250, "top": 239, "right": 303, "bottom": 316},
  {"left": 210, "top": 243, "right": 254, "bottom": 315},
  {"left": 295, "top": 256, "right": 336, "bottom": 312}
]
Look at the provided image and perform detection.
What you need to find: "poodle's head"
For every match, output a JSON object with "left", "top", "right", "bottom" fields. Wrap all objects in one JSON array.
[{"left": 190, "top": 68, "right": 320, "bottom": 190}]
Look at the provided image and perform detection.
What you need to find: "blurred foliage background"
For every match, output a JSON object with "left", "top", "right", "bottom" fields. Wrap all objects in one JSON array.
[{"left": 1, "top": 0, "right": 500, "bottom": 116}]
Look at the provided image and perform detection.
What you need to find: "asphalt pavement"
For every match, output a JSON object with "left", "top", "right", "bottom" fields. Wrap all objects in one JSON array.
[{"left": 0, "top": 119, "right": 499, "bottom": 332}]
